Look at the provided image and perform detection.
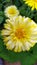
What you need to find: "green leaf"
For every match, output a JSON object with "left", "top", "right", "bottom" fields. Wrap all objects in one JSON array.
[
  {"left": 0, "top": 16, "right": 4, "bottom": 24},
  {"left": 0, "top": 11, "right": 4, "bottom": 16},
  {"left": 6, "top": 0, "right": 11, "bottom": 2},
  {"left": 0, "top": 4, "right": 2, "bottom": 10},
  {"left": 34, "top": 13, "right": 37, "bottom": 23},
  {"left": 13, "top": 0, "right": 22, "bottom": 7},
  {"left": 0, "top": 11, "right": 5, "bottom": 25},
  {"left": 19, "top": 4, "right": 34, "bottom": 19}
]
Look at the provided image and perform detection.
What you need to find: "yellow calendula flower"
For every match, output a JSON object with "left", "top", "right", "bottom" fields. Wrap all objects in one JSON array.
[
  {"left": 5, "top": 5, "right": 19, "bottom": 18},
  {"left": 23, "top": 0, "right": 37, "bottom": 10},
  {"left": 2, "top": 16, "right": 37, "bottom": 52}
]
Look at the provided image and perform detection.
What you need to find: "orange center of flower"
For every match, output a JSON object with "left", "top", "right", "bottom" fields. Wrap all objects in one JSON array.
[{"left": 15, "top": 28, "right": 25, "bottom": 39}]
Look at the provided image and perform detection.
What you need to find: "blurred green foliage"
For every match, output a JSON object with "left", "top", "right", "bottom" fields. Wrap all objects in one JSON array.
[
  {"left": 0, "top": 0, "right": 37, "bottom": 24},
  {"left": 0, "top": 0, "right": 37, "bottom": 65}
]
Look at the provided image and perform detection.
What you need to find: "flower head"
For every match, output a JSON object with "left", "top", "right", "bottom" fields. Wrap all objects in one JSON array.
[
  {"left": 2, "top": 16, "right": 37, "bottom": 52},
  {"left": 23, "top": 0, "right": 37, "bottom": 10},
  {"left": 5, "top": 5, "right": 19, "bottom": 18}
]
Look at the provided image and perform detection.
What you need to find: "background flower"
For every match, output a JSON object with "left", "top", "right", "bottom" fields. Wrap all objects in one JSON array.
[
  {"left": 23, "top": 0, "right": 37, "bottom": 10},
  {"left": 5, "top": 5, "right": 19, "bottom": 18}
]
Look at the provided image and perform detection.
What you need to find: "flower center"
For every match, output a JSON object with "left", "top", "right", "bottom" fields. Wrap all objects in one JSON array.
[
  {"left": 8, "top": 8, "right": 16, "bottom": 14},
  {"left": 15, "top": 28, "right": 25, "bottom": 39}
]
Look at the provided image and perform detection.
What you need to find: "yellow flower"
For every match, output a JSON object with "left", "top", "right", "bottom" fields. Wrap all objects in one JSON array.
[
  {"left": 2, "top": 16, "right": 37, "bottom": 52},
  {"left": 5, "top": 5, "right": 19, "bottom": 18},
  {"left": 23, "top": 0, "right": 37, "bottom": 10}
]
